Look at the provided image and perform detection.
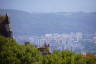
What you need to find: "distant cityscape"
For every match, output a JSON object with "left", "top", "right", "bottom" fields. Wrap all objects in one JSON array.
[{"left": 15, "top": 32, "right": 96, "bottom": 54}]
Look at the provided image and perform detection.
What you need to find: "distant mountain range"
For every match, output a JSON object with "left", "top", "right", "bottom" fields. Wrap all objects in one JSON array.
[{"left": 0, "top": 9, "right": 96, "bottom": 36}]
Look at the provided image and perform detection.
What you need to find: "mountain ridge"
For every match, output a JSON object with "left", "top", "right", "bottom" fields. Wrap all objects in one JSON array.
[{"left": 0, "top": 9, "right": 96, "bottom": 36}]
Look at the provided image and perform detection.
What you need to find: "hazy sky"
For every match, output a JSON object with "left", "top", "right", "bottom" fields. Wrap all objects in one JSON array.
[{"left": 0, "top": 0, "right": 96, "bottom": 13}]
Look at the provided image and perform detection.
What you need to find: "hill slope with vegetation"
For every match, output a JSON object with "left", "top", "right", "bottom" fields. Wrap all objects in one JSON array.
[{"left": 0, "top": 36, "right": 96, "bottom": 64}]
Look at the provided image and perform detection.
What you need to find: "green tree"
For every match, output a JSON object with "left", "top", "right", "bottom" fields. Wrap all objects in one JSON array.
[
  {"left": 0, "top": 36, "right": 21, "bottom": 64},
  {"left": 0, "top": 36, "right": 43, "bottom": 64}
]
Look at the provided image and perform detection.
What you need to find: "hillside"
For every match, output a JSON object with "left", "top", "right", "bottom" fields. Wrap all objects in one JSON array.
[{"left": 0, "top": 36, "right": 96, "bottom": 64}]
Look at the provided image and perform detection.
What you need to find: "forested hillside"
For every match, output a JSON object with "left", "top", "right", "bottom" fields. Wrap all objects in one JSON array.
[{"left": 0, "top": 36, "right": 96, "bottom": 64}]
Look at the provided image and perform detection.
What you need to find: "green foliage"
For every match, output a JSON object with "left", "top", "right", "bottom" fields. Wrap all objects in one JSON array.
[
  {"left": 0, "top": 36, "right": 43, "bottom": 64},
  {"left": 0, "top": 36, "right": 96, "bottom": 64}
]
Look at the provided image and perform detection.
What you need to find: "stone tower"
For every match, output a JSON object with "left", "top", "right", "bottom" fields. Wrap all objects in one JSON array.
[{"left": 0, "top": 14, "right": 12, "bottom": 38}]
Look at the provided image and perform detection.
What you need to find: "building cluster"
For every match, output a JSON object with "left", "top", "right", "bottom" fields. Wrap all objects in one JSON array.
[{"left": 19, "top": 32, "right": 96, "bottom": 54}]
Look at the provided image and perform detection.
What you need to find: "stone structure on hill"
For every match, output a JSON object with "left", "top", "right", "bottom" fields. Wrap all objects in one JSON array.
[{"left": 0, "top": 14, "right": 12, "bottom": 38}]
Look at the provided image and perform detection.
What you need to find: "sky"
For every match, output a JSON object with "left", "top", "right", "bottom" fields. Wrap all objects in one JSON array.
[{"left": 0, "top": 0, "right": 96, "bottom": 13}]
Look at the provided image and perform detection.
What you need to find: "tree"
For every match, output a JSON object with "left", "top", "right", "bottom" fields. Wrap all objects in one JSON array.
[{"left": 0, "top": 36, "right": 43, "bottom": 64}]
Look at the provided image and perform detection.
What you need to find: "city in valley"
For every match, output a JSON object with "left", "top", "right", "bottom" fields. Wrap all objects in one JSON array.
[{"left": 16, "top": 32, "right": 96, "bottom": 54}]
